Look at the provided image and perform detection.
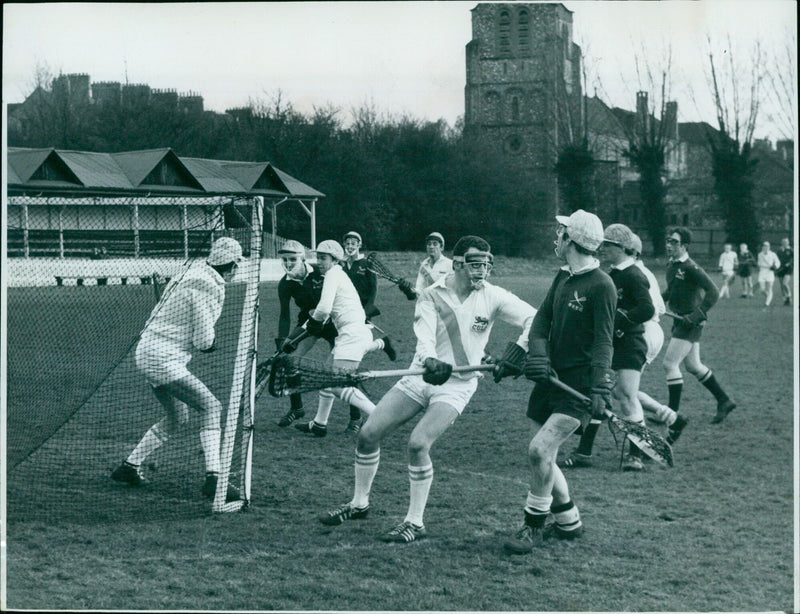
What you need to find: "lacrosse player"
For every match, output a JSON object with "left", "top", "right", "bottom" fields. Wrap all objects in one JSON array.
[
  {"left": 111, "top": 237, "right": 243, "bottom": 500},
  {"left": 663, "top": 227, "right": 736, "bottom": 424},
  {"left": 318, "top": 235, "right": 536, "bottom": 543},
  {"left": 717, "top": 243, "right": 738, "bottom": 299},
  {"left": 630, "top": 233, "right": 688, "bottom": 446},
  {"left": 402, "top": 231, "right": 453, "bottom": 298},
  {"left": 560, "top": 224, "right": 654, "bottom": 471},
  {"left": 341, "top": 230, "right": 397, "bottom": 432},
  {"left": 294, "top": 239, "right": 376, "bottom": 437},
  {"left": 776, "top": 237, "right": 793, "bottom": 306},
  {"left": 504, "top": 210, "right": 616, "bottom": 553},
  {"left": 275, "top": 240, "right": 338, "bottom": 427},
  {"left": 757, "top": 241, "right": 781, "bottom": 307},
  {"left": 737, "top": 243, "right": 756, "bottom": 298}
]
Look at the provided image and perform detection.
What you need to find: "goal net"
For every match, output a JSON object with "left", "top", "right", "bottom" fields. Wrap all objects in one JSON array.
[{"left": 5, "top": 195, "right": 263, "bottom": 521}]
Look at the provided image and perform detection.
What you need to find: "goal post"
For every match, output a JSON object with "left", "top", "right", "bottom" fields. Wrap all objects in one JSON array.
[{"left": 6, "top": 194, "right": 264, "bottom": 521}]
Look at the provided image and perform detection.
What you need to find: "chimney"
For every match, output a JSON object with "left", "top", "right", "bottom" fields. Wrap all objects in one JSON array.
[
  {"left": 636, "top": 91, "right": 649, "bottom": 137},
  {"left": 664, "top": 101, "right": 678, "bottom": 140}
]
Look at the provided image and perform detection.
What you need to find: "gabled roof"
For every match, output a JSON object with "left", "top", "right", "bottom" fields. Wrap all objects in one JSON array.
[
  {"left": 586, "top": 96, "right": 628, "bottom": 139},
  {"left": 220, "top": 162, "right": 272, "bottom": 191},
  {"left": 269, "top": 166, "right": 325, "bottom": 198},
  {"left": 7, "top": 147, "right": 55, "bottom": 182},
  {"left": 179, "top": 157, "right": 248, "bottom": 193},
  {"left": 678, "top": 122, "right": 722, "bottom": 145},
  {"left": 57, "top": 150, "right": 135, "bottom": 189}
]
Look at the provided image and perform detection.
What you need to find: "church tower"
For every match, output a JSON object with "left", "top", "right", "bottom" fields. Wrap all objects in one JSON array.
[{"left": 464, "top": 3, "right": 583, "bottom": 251}]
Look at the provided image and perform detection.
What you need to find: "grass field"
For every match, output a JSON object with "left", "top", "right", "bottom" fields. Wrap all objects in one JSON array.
[{"left": 4, "top": 258, "right": 797, "bottom": 612}]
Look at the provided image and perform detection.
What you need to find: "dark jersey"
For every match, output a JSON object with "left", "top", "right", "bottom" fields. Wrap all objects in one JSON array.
[
  {"left": 277, "top": 264, "right": 326, "bottom": 338},
  {"left": 342, "top": 257, "right": 378, "bottom": 317},
  {"left": 609, "top": 263, "right": 655, "bottom": 336},
  {"left": 776, "top": 246, "right": 793, "bottom": 276},
  {"left": 664, "top": 256, "right": 719, "bottom": 316},
  {"left": 530, "top": 266, "right": 616, "bottom": 372}
]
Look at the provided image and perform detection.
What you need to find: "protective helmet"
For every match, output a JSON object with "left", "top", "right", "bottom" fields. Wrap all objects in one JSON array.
[
  {"left": 207, "top": 237, "right": 243, "bottom": 266},
  {"left": 315, "top": 239, "right": 344, "bottom": 261},
  {"left": 603, "top": 223, "right": 636, "bottom": 251},
  {"left": 554, "top": 209, "right": 604, "bottom": 252},
  {"left": 426, "top": 232, "right": 445, "bottom": 248},
  {"left": 278, "top": 240, "right": 306, "bottom": 256},
  {"left": 342, "top": 231, "right": 362, "bottom": 244},
  {"left": 630, "top": 233, "right": 643, "bottom": 256}
]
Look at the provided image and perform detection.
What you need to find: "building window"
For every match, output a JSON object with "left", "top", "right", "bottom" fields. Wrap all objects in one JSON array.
[
  {"left": 518, "top": 10, "right": 529, "bottom": 55},
  {"left": 498, "top": 11, "right": 511, "bottom": 56}
]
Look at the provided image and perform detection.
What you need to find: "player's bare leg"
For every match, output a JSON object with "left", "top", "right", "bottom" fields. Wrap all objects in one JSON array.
[{"left": 613, "top": 369, "right": 647, "bottom": 470}]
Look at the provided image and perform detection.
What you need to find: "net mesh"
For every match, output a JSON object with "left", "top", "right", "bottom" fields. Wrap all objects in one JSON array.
[
  {"left": 6, "top": 195, "right": 262, "bottom": 522},
  {"left": 267, "top": 354, "right": 364, "bottom": 397},
  {"left": 607, "top": 414, "right": 674, "bottom": 467}
]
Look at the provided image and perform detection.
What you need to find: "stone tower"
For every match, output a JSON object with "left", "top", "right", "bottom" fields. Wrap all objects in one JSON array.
[{"left": 465, "top": 3, "right": 583, "bottom": 252}]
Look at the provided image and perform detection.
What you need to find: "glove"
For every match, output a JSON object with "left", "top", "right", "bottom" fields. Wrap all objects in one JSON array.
[
  {"left": 398, "top": 278, "right": 417, "bottom": 300},
  {"left": 305, "top": 317, "right": 325, "bottom": 338},
  {"left": 683, "top": 308, "right": 707, "bottom": 328},
  {"left": 275, "top": 337, "right": 286, "bottom": 352},
  {"left": 589, "top": 368, "right": 615, "bottom": 419},
  {"left": 422, "top": 357, "right": 453, "bottom": 385},
  {"left": 365, "top": 304, "right": 381, "bottom": 319},
  {"left": 493, "top": 342, "right": 526, "bottom": 383}
]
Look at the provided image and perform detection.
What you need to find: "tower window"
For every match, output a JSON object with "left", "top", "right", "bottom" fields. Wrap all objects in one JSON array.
[
  {"left": 498, "top": 10, "right": 511, "bottom": 56},
  {"left": 518, "top": 10, "right": 529, "bottom": 55}
]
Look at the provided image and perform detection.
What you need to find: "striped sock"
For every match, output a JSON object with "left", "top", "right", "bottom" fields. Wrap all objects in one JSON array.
[
  {"left": 551, "top": 500, "right": 582, "bottom": 533},
  {"left": 404, "top": 463, "right": 433, "bottom": 527},
  {"left": 667, "top": 378, "right": 683, "bottom": 412},
  {"left": 697, "top": 369, "right": 729, "bottom": 403},
  {"left": 576, "top": 420, "right": 601, "bottom": 456},
  {"left": 313, "top": 389, "right": 336, "bottom": 426},
  {"left": 352, "top": 449, "right": 380, "bottom": 509},
  {"left": 340, "top": 387, "right": 375, "bottom": 416},
  {"left": 523, "top": 492, "right": 553, "bottom": 528}
]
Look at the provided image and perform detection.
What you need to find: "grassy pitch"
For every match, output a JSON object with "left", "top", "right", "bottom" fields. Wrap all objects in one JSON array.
[{"left": 4, "top": 266, "right": 795, "bottom": 611}]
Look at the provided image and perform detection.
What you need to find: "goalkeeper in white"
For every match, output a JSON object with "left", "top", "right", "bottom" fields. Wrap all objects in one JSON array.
[
  {"left": 318, "top": 235, "right": 536, "bottom": 543},
  {"left": 111, "top": 237, "right": 243, "bottom": 500}
]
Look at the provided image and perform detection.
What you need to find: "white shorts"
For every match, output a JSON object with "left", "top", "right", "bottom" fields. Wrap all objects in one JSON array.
[
  {"left": 135, "top": 333, "right": 192, "bottom": 387},
  {"left": 643, "top": 320, "right": 665, "bottom": 366},
  {"left": 394, "top": 374, "right": 478, "bottom": 414},
  {"left": 331, "top": 322, "right": 373, "bottom": 362},
  {"left": 757, "top": 269, "right": 775, "bottom": 283},
  {"left": 721, "top": 270, "right": 735, "bottom": 280}
]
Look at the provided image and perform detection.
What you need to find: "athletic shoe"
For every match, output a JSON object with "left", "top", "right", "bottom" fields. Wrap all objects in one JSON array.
[
  {"left": 784, "top": 297, "right": 791, "bottom": 305},
  {"left": 295, "top": 420, "right": 328, "bottom": 437},
  {"left": 544, "top": 523, "right": 584, "bottom": 540},
  {"left": 382, "top": 336, "right": 397, "bottom": 362},
  {"left": 111, "top": 461, "right": 146, "bottom": 486},
  {"left": 503, "top": 524, "right": 544, "bottom": 554},
  {"left": 621, "top": 454, "right": 644, "bottom": 472},
  {"left": 711, "top": 399, "right": 737, "bottom": 424},
  {"left": 319, "top": 503, "right": 370, "bottom": 526},
  {"left": 667, "top": 414, "right": 689, "bottom": 444},
  {"left": 558, "top": 451, "right": 593, "bottom": 469},
  {"left": 278, "top": 406, "right": 305, "bottom": 427},
  {"left": 379, "top": 521, "right": 427, "bottom": 543},
  {"left": 201, "top": 472, "right": 240, "bottom": 502},
  {"left": 343, "top": 417, "right": 364, "bottom": 435}
]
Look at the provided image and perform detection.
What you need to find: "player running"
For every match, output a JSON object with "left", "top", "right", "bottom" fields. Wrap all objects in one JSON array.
[
  {"left": 663, "top": 227, "right": 736, "bottom": 424},
  {"left": 318, "top": 235, "right": 536, "bottom": 543},
  {"left": 293, "top": 240, "right": 377, "bottom": 437},
  {"left": 111, "top": 237, "right": 243, "bottom": 500},
  {"left": 776, "top": 237, "right": 793, "bottom": 306},
  {"left": 504, "top": 210, "right": 615, "bottom": 553},
  {"left": 402, "top": 231, "right": 453, "bottom": 298},
  {"left": 756, "top": 241, "right": 781, "bottom": 307},
  {"left": 560, "top": 223, "right": 654, "bottom": 471},
  {"left": 717, "top": 243, "right": 738, "bottom": 299}
]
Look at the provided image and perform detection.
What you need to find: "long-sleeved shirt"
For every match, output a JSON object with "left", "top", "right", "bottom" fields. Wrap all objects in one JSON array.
[
  {"left": 312, "top": 264, "right": 367, "bottom": 331},
  {"left": 757, "top": 250, "right": 781, "bottom": 272},
  {"left": 664, "top": 254, "right": 718, "bottom": 316},
  {"left": 776, "top": 246, "right": 793, "bottom": 275},
  {"left": 634, "top": 259, "right": 666, "bottom": 322},
  {"left": 144, "top": 262, "right": 225, "bottom": 352},
  {"left": 415, "top": 255, "right": 453, "bottom": 292},
  {"left": 529, "top": 261, "right": 616, "bottom": 373},
  {"left": 609, "top": 259, "right": 654, "bottom": 335},
  {"left": 412, "top": 274, "right": 536, "bottom": 381},
  {"left": 276, "top": 262, "right": 326, "bottom": 338},
  {"left": 341, "top": 256, "right": 378, "bottom": 316},
  {"left": 718, "top": 251, "right": 739, "bottom": 274}
]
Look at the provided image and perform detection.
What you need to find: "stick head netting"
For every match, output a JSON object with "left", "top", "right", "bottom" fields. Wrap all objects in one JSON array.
[
  {"left": 268, "top": 355, "right": 362, "bottom": 397},
  {"left": 607, "top": 415, "right": 674, "bottom": 467},
  {"left": 365, "top": 252, "right": 401, "bottom": 283}
]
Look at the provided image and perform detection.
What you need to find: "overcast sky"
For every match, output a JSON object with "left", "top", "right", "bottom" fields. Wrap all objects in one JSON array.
[{"left": 2, "top": 1, "right": 796, "bottom": 141}]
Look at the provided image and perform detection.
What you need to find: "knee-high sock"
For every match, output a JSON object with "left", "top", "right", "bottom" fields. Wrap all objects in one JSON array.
[
  {"left": 199, "top": 427, "right": 221, "bottom": 474},
  {"left": 340, "top": 387, "right": 376, "bottom": 416},
  {"left": 351, "top": 449, "right": 380, "bottom": 509},
  {"left": 405, "top": 463, "right": 433, "bottom": 527},
  {"left": 127, "top": 422, "right": 169, "bottom": 466},
  {"left": 551, "top": 500, "right": 582, "bottom": 533},
  {"left": 576, "top": 420, "right": 601, "bottom": 456},
  {"left": 367, "top": 338, "right": 385, "bottom": 353},
  {"left": 639, "top": 391, "right": 677, "bottom": 425},
  {"left": 289, "top": 392, "right": 304, "bottom": 411},
  {"left": 667, "top": 377, "right": 684, "bottom": 412},
  {"left": 313, "top": 389, "right": 336, "bottom": 426},
  {"left": 697, "top": 369, "right": 730, "bottom": 403},
  {"left": 523, "top": 492, "right": 553, "bottom": 528}
]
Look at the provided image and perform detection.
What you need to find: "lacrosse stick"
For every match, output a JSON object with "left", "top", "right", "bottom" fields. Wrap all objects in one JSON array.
[
  {"left": 253, "top": 327, "right": 311, "bottom": 400},
  {"left": 663, "top": 311, "right": 684, "bottom": 322},
  {"left": 365, "top": 253, "right": 417, "bottom": 299},
  {"left": 267, "top": 354, "right": 495, "bottom": 397},
  {"left": 547, "top": 376, "right": 674, "bottom": 468}
]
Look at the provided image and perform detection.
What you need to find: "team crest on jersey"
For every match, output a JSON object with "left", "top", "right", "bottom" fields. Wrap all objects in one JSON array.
[
  {"left": 568, "top": 292, "right": 587, "bottom": 312},
  {"left": 472, "top": 316, "right": 489, "bottom": 332},
  {"left": 311, "top": 278, "right": 324, "bottom": 290},
  {"left": 675, "top": 269, "right": 685, "bottom": 280}
]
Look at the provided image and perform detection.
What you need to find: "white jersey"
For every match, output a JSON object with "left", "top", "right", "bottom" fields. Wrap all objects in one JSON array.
[
  {"left": 412, "top": 274, "right": 536, "bottom": 381},
  {"left": 415, "top": 255, "right": 453, "bottom": 293},
  {"left": 634, "top": 259, "right": 666, "bottom": 322},
  {"left": 312, "top": 264, "right": 367, "bottom": 332},
  {"left": 718, "top": 251, "right": 738, "bottom": 274},
  {"left": 757, "top": 250, "right": 780, "bottom": 271},
  {"left": 141, "top": 262, "right": 225, "bottom": 353}
]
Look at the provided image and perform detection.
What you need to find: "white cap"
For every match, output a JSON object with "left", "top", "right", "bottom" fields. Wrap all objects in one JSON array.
[
  {"left": 278, "top": 240, "right": 306, "bottom": 256},
  {"left": 630, "top": 233, "right": 643, "bottom": 255},
  {"left": 426, "top": 232, "right": 445, "bottom": 247},
  {"left": 555, "top": 209, "right": 604, "bottom": 252},
  {"left": 342, "top": 231, "right": 362, "bottom": 243},
  {"left": 207, "top": 237, "right": 243, "bottom": 266},
  {"left": 604, "top": 223, "right": 636, "bottom": 250},
  {"left": 315, "top": 239, "right": 344, "bottom": 261}
]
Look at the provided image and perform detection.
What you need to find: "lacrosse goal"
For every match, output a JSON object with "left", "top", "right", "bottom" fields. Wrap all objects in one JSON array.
[{"left": 6, "top": 194, "right": 264, "bottom": 520}]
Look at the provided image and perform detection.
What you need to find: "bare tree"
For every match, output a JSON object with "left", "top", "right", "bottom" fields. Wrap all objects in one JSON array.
[{"left": 761, "top": 26, "right": 797, "bottom": 143}]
